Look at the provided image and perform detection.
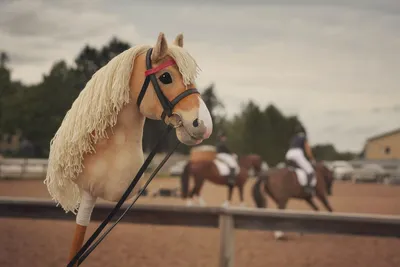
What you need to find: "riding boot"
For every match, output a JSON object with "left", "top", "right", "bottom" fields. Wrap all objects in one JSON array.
[
  {"left": 304, "top": 173, "right": 315, "bottom": 195},
  {"left": 227, "top": 167, "right": 236, "bottom": 186}
]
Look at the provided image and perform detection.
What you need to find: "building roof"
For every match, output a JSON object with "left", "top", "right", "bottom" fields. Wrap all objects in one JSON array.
[{"left": 367, "top": 128, "right": 400, "bottom": 142}]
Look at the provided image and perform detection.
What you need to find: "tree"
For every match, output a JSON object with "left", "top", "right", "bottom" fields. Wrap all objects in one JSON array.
[
  {"left": 0, "top": 51, "right": 13, "bottom": 136},
  {"left": 99, "top": 37, "right": 131, "bottom": 65},
  {"left": 142, "top": 118, "right": 168, "bottom": 153},
  {"left": 0, "top": 37, "right": 360, "bottom": 160},
  {"left": 201, "top": 83, "right": 224, "bottom": 121},
  {"left": 74, "top": 37, "right": 131, "bottom": 88},
  {"left": 74, "top": 45, "right": 100, "bottom": 82},
  {"left": 221, "top": 101, "right": 306, "bottom": 166},
  {"left": 0, "top": 52, "right": 9, "bottom": 68},
  {"left": 198, "top": 83, "right": 225, "bottom": 146},
  {"left": 4, "top": 60, "right": 80, "bottom": 156},
  {"left": 312, "top": 144, "right": 357, "bottom": 161}
]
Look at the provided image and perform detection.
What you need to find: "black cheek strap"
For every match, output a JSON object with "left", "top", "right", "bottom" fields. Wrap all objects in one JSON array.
[
  {"left": 160, "top": 88, "right": 200, "bottom": 121},
  {"left": 136, "top": 48, "right": 200, "bottom": 122}
]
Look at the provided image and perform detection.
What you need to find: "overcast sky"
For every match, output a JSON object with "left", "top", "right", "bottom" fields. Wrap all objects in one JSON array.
[{"left": 1, "top": 0, "right": 399, "bottom": 152}]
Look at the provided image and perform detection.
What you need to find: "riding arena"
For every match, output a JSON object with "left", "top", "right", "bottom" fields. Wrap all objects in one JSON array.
[{"left": 0, "top": 33, "right": 399, "bottom": 267}]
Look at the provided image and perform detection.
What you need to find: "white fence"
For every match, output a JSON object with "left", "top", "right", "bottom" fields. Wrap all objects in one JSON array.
[
  {"left": 0, "top": 157, "right": 357, "bottom": 181},
  {"left": 2, "top": 156, "right": 400, "bottom": 180},
  {"left": 0, "top": 153, "right": 188, "bottom": 179},
  {"left": 1, "top": 197, "right": 400, "bottom": 267},
  {"left": 0, "top": 158, "right": 48, "bottom": 178}
]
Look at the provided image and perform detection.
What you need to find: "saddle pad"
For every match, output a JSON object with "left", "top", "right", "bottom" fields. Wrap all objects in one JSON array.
[
  {"left": 293, "top": 168, "right": 317, "bottom": 187},
  {"left": 213, "top": 159, "right": 240, "bottom": 177}
]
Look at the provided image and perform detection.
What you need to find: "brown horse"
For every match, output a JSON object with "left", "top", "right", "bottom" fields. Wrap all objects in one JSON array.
[
  {"left": 181, "top": 154, "right": 266, "bottom": 207},
  {"left": 252, "top": 161, "right": 334, "bottom": 211},
  {"left": 252, "top": 161, "right": 334, "bottom": 239}
]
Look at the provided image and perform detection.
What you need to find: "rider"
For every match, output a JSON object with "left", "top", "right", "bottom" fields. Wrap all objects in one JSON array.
[
  {"left": 285, "top": 124, "right": 316, "bottom": 195},
  {"left": 215, "top": 131, "right": 238, "bottom": 186}
]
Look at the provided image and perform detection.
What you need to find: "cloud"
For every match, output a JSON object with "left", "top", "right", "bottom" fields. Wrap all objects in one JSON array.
[
  {"left": 1, "top": 0, "right": 399, "bottom": 152},
  {"left": 0, "top": 0, "right": 142, "bottom": 75},
  {"left": 371, "top": 105, "right": 400, "bottom": 113}
]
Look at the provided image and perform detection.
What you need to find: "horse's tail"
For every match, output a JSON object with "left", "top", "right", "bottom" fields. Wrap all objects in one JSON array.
[
  {"left": 252, "top": 173, "right": 267, "bottom": 208},
  {"left": 180, "top": 161, "right": 191, "bottom": 199}
]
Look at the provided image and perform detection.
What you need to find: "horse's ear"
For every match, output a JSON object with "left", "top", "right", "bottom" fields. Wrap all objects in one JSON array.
[
  {"left": 173, "top": 33, "right": 184, "bottom": 47},
  {"left": 152, "top": 32, "right": 169, "bottom": 62}
]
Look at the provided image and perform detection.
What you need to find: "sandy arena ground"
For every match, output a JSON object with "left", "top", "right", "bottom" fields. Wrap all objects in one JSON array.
[{"left": 1, "top": 177, "right": 400, "bottom": 267}]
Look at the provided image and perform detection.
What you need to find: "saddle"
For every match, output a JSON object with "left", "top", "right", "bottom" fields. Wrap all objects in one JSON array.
[
  {"left": 285, "top": 159, "right": 299, "bottom": 170},
  {"left": 286, "top": 159, "right": 315, "bottom": 195},
  {"left": 216, "top": 155, "right": 237, "bottom": 186},
  {"left": 286, "top": 159, "right": 310, "bottom": 178},
  {"left": 216, "top": 154, "right": 237, "bottom": 171}
]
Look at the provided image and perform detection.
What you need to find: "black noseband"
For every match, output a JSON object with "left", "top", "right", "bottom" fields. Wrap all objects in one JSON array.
[{"left": 136, "top": 48, "right": 200, "bottom": 121}]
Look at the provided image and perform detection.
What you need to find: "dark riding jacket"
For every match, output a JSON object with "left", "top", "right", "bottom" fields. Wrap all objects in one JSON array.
[
  {"left": 289, "top": 133, "right": 311, "bottom": 160},
  {"left": 216, "top": 140, "right": 232, "bottom": 154}
]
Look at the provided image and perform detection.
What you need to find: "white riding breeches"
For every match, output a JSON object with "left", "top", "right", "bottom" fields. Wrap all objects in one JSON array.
[
  {"left": 285, "top": 148, "right": 314, "bottom": 175},
  {"left": 216, "top": 153, "right": 239, "bottom": 169}
]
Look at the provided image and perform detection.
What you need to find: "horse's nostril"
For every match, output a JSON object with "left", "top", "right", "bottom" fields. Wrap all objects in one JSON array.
[{"left": 192, "top": 118, "right": 199, "bottom": 127}]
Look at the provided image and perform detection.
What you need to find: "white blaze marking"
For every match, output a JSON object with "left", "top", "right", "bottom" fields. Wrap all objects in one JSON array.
[{"left": 198, "top": 97, "right": 213, "bottom": 139}]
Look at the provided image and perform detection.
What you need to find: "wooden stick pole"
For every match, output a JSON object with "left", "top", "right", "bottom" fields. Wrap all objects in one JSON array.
[
  {"left": 68, "top": 191, "right": 97, "bottom": 266},
  {"left": 68, "top": 224, "right": 88, "bottom": 263}
]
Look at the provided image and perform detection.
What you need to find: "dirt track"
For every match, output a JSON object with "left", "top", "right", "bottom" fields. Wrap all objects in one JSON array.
[{"left": 1, "top": 178, "right": 400, "bottom": 267}]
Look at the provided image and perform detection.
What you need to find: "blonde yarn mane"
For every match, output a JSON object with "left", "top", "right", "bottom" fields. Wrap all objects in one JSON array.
[
  {"left": 44, "top": 43, "right": 201, "bottom": 214},
  {"left": 167, "top": 45, "right": 201, "bottom": 86}
]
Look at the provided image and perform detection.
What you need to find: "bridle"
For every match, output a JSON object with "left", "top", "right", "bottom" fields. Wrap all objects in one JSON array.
[
  {"left": 67, "top": 48, "right": 201, "bottom": 266},
  {"left": 137, "top": 48, "right": 200, "bottom": 123}
]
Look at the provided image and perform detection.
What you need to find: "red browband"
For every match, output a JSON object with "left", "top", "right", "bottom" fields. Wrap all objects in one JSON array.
[{"left": 145, "top": 59, "right": 176, "bottom": 76}]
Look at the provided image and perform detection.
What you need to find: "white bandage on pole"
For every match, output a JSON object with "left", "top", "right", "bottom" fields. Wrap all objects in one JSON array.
[{"left": 76, "top": 191, "right": 97, "bottom": 226}]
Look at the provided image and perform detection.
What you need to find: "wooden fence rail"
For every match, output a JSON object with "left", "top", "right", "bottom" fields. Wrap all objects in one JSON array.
[
  {"left": 0, "top": 154, "right": 187, "bottom": 178},
  {"left": 1, "top": 197, "right": 400, "bottom": 267},
  {"left": 0, "top": 160, "right": 47, "bottom": 178}
]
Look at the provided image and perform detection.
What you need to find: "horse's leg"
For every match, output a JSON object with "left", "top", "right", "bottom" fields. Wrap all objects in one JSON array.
[
  {"left": 228, "top": 185, "right": 234, "bottom": 202},
  {"left": 316, "top": 192, "right": 333, "bottom": 212},
  {"left": 277, "top": 199, "right": 287, "bottom": 210},
  {"left": 305, "top": 197, "right": 319, "bottom": 211},
  {"left": 68, "top": 190, "right": 97, "bottom": 264},
  {"left": 238, "top": 184, "right": 246, "bottom": 207},
  {"left": 222, "top": 185, "right": 234, "bottom": 207},
  {"left": 181, "top": 161, "right": 194, "bottom": 206},
  {"left": 186, "top": 177, "right": 197, "bottom": 206},
  {"left": 194, "top": 176, "right": 207, "bottom": 206},
  {"left": 274, "top": 199, "right": 288, "bottom": 240}
]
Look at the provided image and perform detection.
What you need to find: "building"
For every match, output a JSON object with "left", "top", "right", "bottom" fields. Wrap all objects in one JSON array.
[{"left": 364, "top": 128, "right": 400, "bottom": 160}]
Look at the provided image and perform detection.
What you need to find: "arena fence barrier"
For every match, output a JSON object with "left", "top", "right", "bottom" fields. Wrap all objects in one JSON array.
[{"left": 1, "top": 197, "right": 400, "bottom": 267}]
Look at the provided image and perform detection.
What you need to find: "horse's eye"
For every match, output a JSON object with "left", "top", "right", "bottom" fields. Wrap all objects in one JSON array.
[{"left": 158, "top": 72, "right": 172, "bottom": 84}]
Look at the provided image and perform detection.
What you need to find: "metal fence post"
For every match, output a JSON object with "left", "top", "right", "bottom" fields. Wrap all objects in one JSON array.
[{"left": 219, "top": 212, "right": 234, "bottom": 267}]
